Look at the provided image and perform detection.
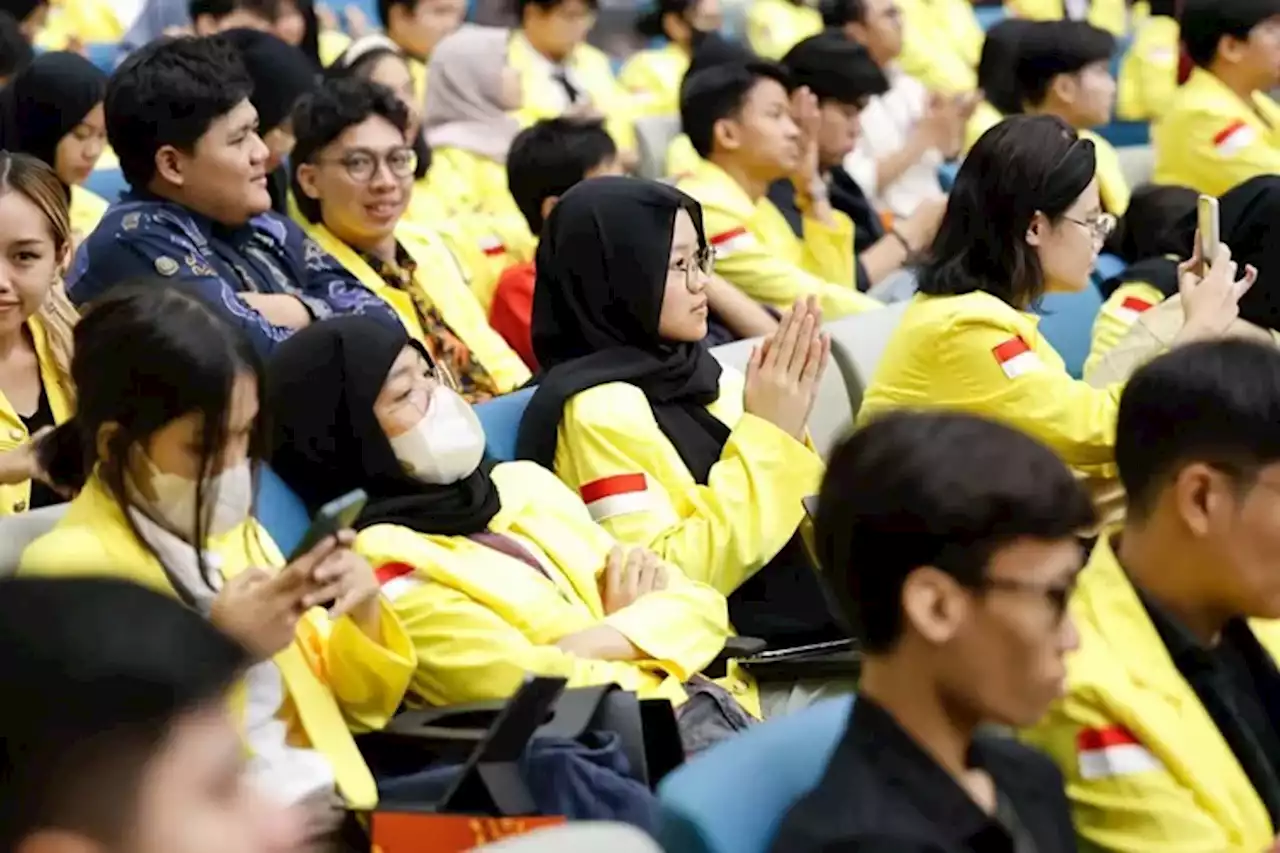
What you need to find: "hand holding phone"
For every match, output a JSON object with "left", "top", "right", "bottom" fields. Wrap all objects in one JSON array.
[
  {"left": 1197, "top": 194, "right": 1219, "bottom": 275},
  {"left": 288, "top": 489, "right": 368, "bottom": 561}
]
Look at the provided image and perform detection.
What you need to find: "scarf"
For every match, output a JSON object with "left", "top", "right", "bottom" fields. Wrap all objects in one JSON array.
[
  {"left": 266, "top": 316, "right": 500, "bottom": 536},
  {"left": 0, "top": 51, "right": 106, "bottom": 180},
  {"left": 422, "top": 25, "right": 521, "bottom": 164}
]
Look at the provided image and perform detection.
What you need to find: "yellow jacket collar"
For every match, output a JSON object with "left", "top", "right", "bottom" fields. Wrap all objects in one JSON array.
[
  {"left": 0, "top": 314, "right": 73, "bottom": 426},
  {"left": 689, "top": 157, "right": 763, "bottom": 219},
  {"left": 1184, "top": 67, "right": 1273, "bottom": 123}
]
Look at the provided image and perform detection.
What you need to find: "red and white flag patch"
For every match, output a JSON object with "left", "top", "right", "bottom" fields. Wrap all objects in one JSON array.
[
  {"left": 1113, "top": 296, "right": 1155, "bottom": 324},
  {"left": 1077, "top": 725, "right": 1162, "bottom": 780},
  {"left": 992, "top": 336, "right": 1042, "bottom": 379},
  {"left": 375, "top": 562, "right": 422, "bottom": 601},
  {"left": 478, "top": 234, "right": 507, "bottom": 257},
  {"left": 580, "top": 473, "right": 656, "bottom": 522},
  {"left": 709, "top": 226, "right": 756, "bottom": 257},
  {"left": 1214, "top": 120, "right": 1257, "bottom": 156}
]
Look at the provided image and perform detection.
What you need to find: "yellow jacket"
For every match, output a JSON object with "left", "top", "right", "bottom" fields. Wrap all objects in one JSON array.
[
  {"left": 0, "top": 317, "right": 73, "bottom": 516},
  {"left": 508, "top": 34, "right": 636, "bottom": 151},
  {"left": 1116, "top": 14, "right": 1180, "bottom": 121},
  {"left": 1082, "top": 128, "right": 1131, "bottom": 215},
  {"left": 1005, "top": 0, "right": 1127, "bottom": 35},
  {"left": 745, "top": 0, "right": 823, "bottom": 60},
  {"left": 552, "top": 370, "right": 824, "bottom": 599},
  {"left": 618, "top": 42, "right": 689, "bottom": 118},
  {"left": 963, "top": 100, "right": 1005, "bottom": 154},
  {"left": 676, "top": 158, "right": 882, "bottom": 317},
  {"left": 71, "top": 184, "right": 109, "bottom": 239},
  {"left": 354, "top": 460, "right": 761, "bottom": 718},
  {"left": 897, "top": 0, "right": 982, "bottom": 94},
  {"left": 36, "top": 0, "right": 123, "bottom": 47},
  {"left": 1084, "top": 282, "right": 1165, "bottom": 380},
  {"left": 859, "top": 291, "right": 1121, "bottom": 477},
  {"left": 1022, "top": 534, "right": 1280, "bottom": 852},
  {"left": 1153, "top": 68, "right": 1280, "bottom": 197},
  {"left": 18, "top": 475, "right": 419, "bottom": 810},
  {"left": 665, "top": 133, "right": 700, "bottom": 180},
  {"left": 305, "top": 221, "right": 531, "bottom": 394}
]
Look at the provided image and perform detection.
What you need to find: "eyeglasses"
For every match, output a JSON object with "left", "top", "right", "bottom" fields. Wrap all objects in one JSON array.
[
  {"left": 981, "top": 576, "right": 1078, "bottom": 625},
  {"left": 1064, "top": 212, "right": 1117, "bottom": 245},
  {"left": 316, "top": 146, "right": 418, "bottom": 182},
  {"left": 669, "top": 246, "right": 716, "bottom": 290}
]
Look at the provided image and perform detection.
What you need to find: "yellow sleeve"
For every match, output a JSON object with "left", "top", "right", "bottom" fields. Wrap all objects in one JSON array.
[
  {"left": 557, "top": 383, "right": 825, "bottom": 595},
  {"left": 943, "top": 313, "right": 1122, "bottom": 472},
  {"left": 1024, "top": 691, "right": 1237, "bottom": 853},
  {"left": 428, "top": 251, "right": 532, "bottom": 392},
  {"left": 295, "top": 602, "right": 417, "bottom": 733},
  {"left": 1116, "top": 19, "right": 1181, "bottom": 121},
  {"left": 1158, "top": 111, "right": 1280, "bottom": 197},
  {"left": 1093, "top": 141, "right": 1131, "bottom": 216},
  {"left": 618, "top": 52, "right": 675, "bottom": 118},
  {"left": 896, "top": 0, "right": 978, "bottom": 94},
  {"left": 746, "top": 2, "right": 789, "bottom": 60},
  {"left": 1084, "top": 284, "right": 1165, "bottom": 379}
]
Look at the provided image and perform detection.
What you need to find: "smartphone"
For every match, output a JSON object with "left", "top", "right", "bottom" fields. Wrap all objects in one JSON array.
[
  {"left": 1197, "top": 194, "right": 1220, "bottom": 274},
  {"left": 287, "top": 488, "right": 368, "bottom": 562}
]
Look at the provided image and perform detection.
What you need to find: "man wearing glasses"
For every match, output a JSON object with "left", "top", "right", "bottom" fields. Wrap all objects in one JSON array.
[{"left": 1025, "top": 339, "right": 1280, "bottom": 853}]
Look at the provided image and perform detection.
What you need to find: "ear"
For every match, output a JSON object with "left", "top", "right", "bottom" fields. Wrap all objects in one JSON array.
[
  {"left": 540, "top": 194, "right": 560, "bottom": 225},
  {"left": 1049, "top": 73, "right": 1077, "bottom": 107},
  {"left": 386, "top": 3, "right": 408, "bottom": 32},
  {"left": 295, "top": 162, "right": 322, "bottom": 201},
  {"left": 845, "top": 21, "right": 870, "bottom": 46},
  {"left": 1172, "top": 461, "right": 1229, "bottom": 539},
  {"left": 712, "top": 116, "right": 741, "bottom": 154},
  {"left": 94, "top": 421, "right": 119, "bottom": 466},
  {"left": 1218, "top": 33, "right": 1247, "bottom": 65},
  {"left": 1025, "top": 211, "right": 1046, "bottom": 247},
  {"left": 192, "top": 13, "right": 216, "bottom": 35},
  {"left": 901, "top": 565, "right": 971, "bottom": 647},
  {"left": 153, "top": 145, "right": 188, "bottom": 189}
]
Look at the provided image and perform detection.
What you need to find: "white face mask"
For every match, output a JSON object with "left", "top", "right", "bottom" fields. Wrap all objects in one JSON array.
[
  {"left": 141, "top": 456, "right": 255, "bottom": 541},
  {"left": 388, "top": 385, "right": 487, "bottom": 485}
]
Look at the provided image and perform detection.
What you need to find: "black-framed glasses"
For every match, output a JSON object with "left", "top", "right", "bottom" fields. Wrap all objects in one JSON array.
[
  {"left": 316, "top": 146, "right": 418, "bottom": 182},
  {"left": 981, "top": 576, "right": 1078, "bottom": 625},
  {"left": 669, "top": 246, "right": 716, "bottom": 290},
  {"left": 1063, "top": 212, "right": 1117, "bottom": 245}
]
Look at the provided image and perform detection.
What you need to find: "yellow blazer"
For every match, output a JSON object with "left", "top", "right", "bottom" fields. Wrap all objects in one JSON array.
[
  {"left": 71, "top": 184, "right": 109, "bottom": 239},
  {"left": 618, "top": 42, "right": 689, "bottom": 118},
  {"left": 745, "top": 0, "right": 823, "bottom": 60},
  {"left": 305, "top": 221, "right": 531, "bottom": 394},
  {"left": 0, "top": 316, "right": 73, "bottom": 516},
  {"left": 355, "top": 460, "right": 761, "bottom": 718},
  {"left": 1005, "top": 0, "right": 1127, "bottom": 34},
  {"left": 1022, "top": 535, "right": 1280, "bottom": 852},
  {"left": 897, "top": 0, "right": 982, "bottom": 94},
  {"left": 19, "top": 475, "right": 419, "bottom": 810}
]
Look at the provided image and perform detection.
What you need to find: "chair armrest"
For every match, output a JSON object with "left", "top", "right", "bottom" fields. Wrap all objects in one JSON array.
[{"left": 703, "top": 636, "right": 768, "bottom": 679}]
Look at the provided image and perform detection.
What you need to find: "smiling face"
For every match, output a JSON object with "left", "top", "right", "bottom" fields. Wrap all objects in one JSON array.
[
  {"left": 0, "top": 188, "right": 61, "bottom": 338},
  {"left": 155, "top": 99, "right": 272, "bottom": 226}
]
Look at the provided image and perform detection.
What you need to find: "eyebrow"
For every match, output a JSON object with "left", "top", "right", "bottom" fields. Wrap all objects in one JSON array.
[{"left": 10, "top": 238, "right": 46, "bottom": 248}]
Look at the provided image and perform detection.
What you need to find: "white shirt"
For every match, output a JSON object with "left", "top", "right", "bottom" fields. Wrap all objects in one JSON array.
[
  {"left": 842, "top": 65, "right": 946, "bottom": 220},
  {"left": 512, "top": 31, "right": 587, "bottom": 115},
  {"left": 1064, "top": 0, "right": 1090, "bottom": 20}
]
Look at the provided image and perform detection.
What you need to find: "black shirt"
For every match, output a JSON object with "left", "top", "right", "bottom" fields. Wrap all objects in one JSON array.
[
  {"left": 1140, "top": 592, "right": 1280, "bottom": 825},
  {"left": 16, "top": 384, "right": 59, "bottom": 511},
  {"left": 769, "top": 696, "right": 1075, "bottom": 853}
]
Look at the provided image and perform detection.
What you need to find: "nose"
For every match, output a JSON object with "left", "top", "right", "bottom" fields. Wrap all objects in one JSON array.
[
  {"left": 249, "top": 131, "right": 270, "bottom": 167},
  {"left": 1060, "top": 612, "right": 1080, "bottom": 654},
  {"left": 370, "top": 157, "right": 398, "bottom": 189},
  {"left": 783, "top": 114, "right": 800, "bottom": 140}
]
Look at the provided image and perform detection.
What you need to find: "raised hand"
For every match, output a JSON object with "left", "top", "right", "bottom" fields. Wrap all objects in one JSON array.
[{"left": 744, "top": 296, "right": 831, "bottom": 440}]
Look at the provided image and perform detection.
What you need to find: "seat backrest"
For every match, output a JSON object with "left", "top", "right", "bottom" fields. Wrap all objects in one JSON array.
[
  {"left": 1116, "top": 145, "right": 1154, "bottom": 188},
  {"left": 475, "top": 386, "right": 537, "bottom": 463},
  {"left": 634, "top": 115, "right": 681, "bottom": 181},
  {"left": 1036, "top": 285, "right": 1105, "bottom": 380},
  {"left": 82, "top": 168, "right": 128, "bottom": 204},
  {"left": 824, "top": 301, "right": 911, "bottom": 412},
  {"left": 255, "top": 465, "right": 311, "bottom": 558},
  {"left": 709, "top": 337, "right": 855, "bottom": 458},
  {"left": 657, "top": 696, "right": 853, "bottom": 853},
  {"left": 0, "top": 504, "right": 69, "bottom": 577}
]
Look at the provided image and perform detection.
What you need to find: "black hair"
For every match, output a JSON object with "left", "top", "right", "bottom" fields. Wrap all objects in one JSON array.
[
  {"left": 324, "top": 44, "right": 431, "bottom": 179},
  {"left": 678, "top": 31, "right": 756, "bottom": 98},
  {"left": 1149, "top": 0, "right": 1179, "bottom": 16},
  {"left": 637, "top": 0, "right": 693, "bottom": 39},
  {"left": 40, "top": 284, "right": 265, "bottom": 591},
  {"left": 0, "top": 11, "right": 32, "bottom": 82},
  {"left": 680, "top": 60, "right": 791, "bottom": 159},
  {"left": 782, "top": 33, "right": 888, "bottom": 107},
  {"left": 1118, "top": 339, "right": 1280, "bottom": 517},
  {"left": 377, "top": 0, "right": 420, "bottom": 28},
  {"left": 816, "top": 411, "right": 1094, "bottom": 653},
  {"left": 979, "top": 18, "right": 1039, "bottom": 116},
  {"left": 516, "top": 0, "right": 599, "bottom": 16},
  {"left": 507, "top": 116, "right": 617, "bottom": 234},
  {"left": 290, "top": 76, "right": 410, "bottom": 223},
  {"left": 105, "top": 35, "right": 253, "bottom": 191},
  {"left": 1015, "top": 20, "right": 1116, "bottom": 107},
  {"left": 189, "top": 0, "right": 281, "bottom": 21},
  {"left": 1107, "top": 183, "right": 1197, "bottom": 263},
  {"left": 1181, "top": 0, "right": 1280, "bottom": 68},
  {"left": 820, "top": 0, "right": 866, "bottom": 27},
  {"left": 0, "top": 576, "right": 250, "bottom": 851},
  {"left": 918, "top": 115, "right": 1096, "bottom": 309}
]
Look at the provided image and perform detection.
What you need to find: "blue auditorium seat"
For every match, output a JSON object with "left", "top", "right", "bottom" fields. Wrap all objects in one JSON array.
[
  {"left": 938, "top": 161, "right": 959, "bottom": 192},
  {"left": 82, "top": 168, "right": 128, "bottom": 204},
  {"left": 1037, "top": 284, "right": 1105, "bottom": 379},
  {"left": 256, "top": 465, "right": 311, "bottom": 557},
  {"left": 1093, "top": 253, "right": 1126, "bottom": 285},
  {"left": 974, "top": 5, "right": 1007, "bottom": 30},
  {"left": 82, "top": 42, "right": 118, "bottom": 72},
  {"left": 474, "top": 386, "right": 536, "bottom": 463},
  {"left": 657, "top": 697, "right": 853, "bottom": 853}
]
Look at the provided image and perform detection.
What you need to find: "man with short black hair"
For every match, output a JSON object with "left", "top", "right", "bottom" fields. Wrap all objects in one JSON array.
[
  {"left": 1016, "top": 20, "right": 1129, "bottom": 214},
  {"left": 378, "top": 0, "right": 465, "bottom": 95},
  {"left": 1153, "top": 0, "right": 1280, "bottom": 195},
  {"left": 772, "top": 410, "right": 1090, "bottom": 852},
  {"left": 1026, "top": 338, "right": 1280, "bottom": 851},
  {"left": 69, "top": 35, "right": 397, "bottom": 357}
]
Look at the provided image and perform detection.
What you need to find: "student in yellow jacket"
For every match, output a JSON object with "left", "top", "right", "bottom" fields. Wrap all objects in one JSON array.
[
  {"left": 19, "top": 286, "right": 419, "bottom": 828},
  {"left": 962, "top": 18, "right": 1040, "bottom": 154},
  {"left": 1022, "top": 340, "right": 1280, "bottom": 853},
  {"left": 895, "top": 0, "right": 982, "bottom": 94},
  {"left": 36, "top": 0, "right": 123, "bottom": 48},
  {"left": 746, "top": 0, "right": 822, "bottom": 60},
  {"left": 267, "top": 316, "right": 764, "bottom": 744},
  {"left": 1115, "top": 1, "right": 1180, "bottom": 121},
  {"left": 380, "top": 0, "right": 468, "bottom": 99},
  {"left": 1006, "top": 0, "right": 1128, "bottom": 35},
  {"left": 291, "top": 77, "right": 530, "bottom": 403},
  {"left": 859, "top": 116, "right": 1249, "bottom": 480},
  {"left": 516, "top": 177, "right": 844, "bottom": 655},
  {"left": 0, "top": 153, "right": 77, "bottom": 517},
  {"left": 1152, "top": 0, "right": 1280, "bottom": 197},
  {"left": 620, "top": 0, "right": 723, "bottom": 118},
  {"left": 676, "top": 61, "right": 882, "bottom": 318}
]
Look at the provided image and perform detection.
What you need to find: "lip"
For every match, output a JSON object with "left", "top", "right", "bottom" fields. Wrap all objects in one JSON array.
[
  {"left": 0, "top": 302, "right": 20, "bottom": 312},
  {"left": 365, "top": 200, "right": 404, "bottom": 220},
  {"left": 250, "top": 174, "right": 268, "bottom": 186},
  {"left": 692, "top": 301, "right": 709, "bottom": 315}
]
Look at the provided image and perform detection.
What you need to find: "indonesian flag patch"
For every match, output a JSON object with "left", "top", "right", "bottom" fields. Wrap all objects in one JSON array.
[
  {"left": 477, "top": 234, "right": 507, "bottom": 257},
  {"left": 375, "top": 562, "right": 422, "bottom": 601},
  {"left": 1077, "top": 725, "right": 1162, "bottom": 780},
  {"left": 709, "top": 226, "right": 756, "bottom": 257},
  {"left": 1214, "top": 120, "right": 1257, "bottom": 156},
  {"left": 992, "top": 336, "right": 1043, "bottom": 379},
  {"left": 1113, "top": 296, "right": 1155, "bottom": 324},
  {"left": 580, "top": 473, "right": 656, "bottom": 522}
]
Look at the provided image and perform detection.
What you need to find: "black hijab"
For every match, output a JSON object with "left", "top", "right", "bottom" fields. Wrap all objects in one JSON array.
[
  {"left": 515, "top": 177, "right": 731, "bottom": 483},
  {"left": 0, "top": 51, "right": 105, "bottom": 181},
  {"left": 266, "top": 316, "right": 501, "bottom": 535}
]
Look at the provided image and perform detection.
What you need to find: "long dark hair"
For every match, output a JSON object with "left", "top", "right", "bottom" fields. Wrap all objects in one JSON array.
[
  {"left": 41, "top": 284, "right": 266, "bottom": 592},
  {"left": 918, "top": 115, "right": 1096, "bottom": 309}
]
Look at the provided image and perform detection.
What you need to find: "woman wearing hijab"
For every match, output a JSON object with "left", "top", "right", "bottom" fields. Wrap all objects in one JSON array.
[
  {"left": 515, "top": 177, "right": 842, "bottom": 670},
  {"left": 0, "top": 50, "right": 109, "bottom": 239},
  {"left": 223, "top": 28, "right": 318, "bottom": 215},
  {"left": 267, "top": 315, "right": 759, "bottom": 750}
]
